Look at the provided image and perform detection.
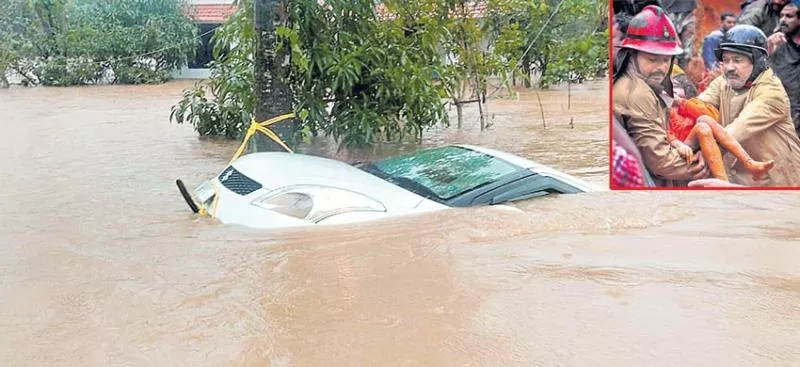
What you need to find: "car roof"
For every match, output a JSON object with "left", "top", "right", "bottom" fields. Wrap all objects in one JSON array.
[{"left": 452, "top": 144, "right": 603, "bottom": 192}]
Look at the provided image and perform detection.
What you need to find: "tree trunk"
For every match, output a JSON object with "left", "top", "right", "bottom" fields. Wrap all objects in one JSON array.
[
  {"left": 474, "top": 76, "right": 485, "bottom": 130},
  {"left": 522, "top": 61, "right": 531, "bottom": 88},
  {"left": 456, "top": 79, "right": 468, "bottom": 128},
  {"left": 538, "top": 56, "right": 548, "bottom": 89},
  {"left": 455, "top": 102, "right": 464, "bottom": 129},
  {"left": 478, "top": 97, "right": 486, "bottom": 131},
  {"left": 253, "top": 0, "right": 296, "bottom": 152},
  {"left": 567, "top": 80, "right": 571, "bottom": 110}
]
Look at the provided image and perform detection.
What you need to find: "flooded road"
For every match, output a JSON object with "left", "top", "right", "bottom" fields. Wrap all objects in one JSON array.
[{"left": 2, "top": 79, "right": 800, "bottom": 366}]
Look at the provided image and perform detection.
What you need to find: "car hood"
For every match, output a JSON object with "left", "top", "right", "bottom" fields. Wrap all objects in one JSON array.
[{"left": 228, "top": 152, "right": 440, "bottom": 210}]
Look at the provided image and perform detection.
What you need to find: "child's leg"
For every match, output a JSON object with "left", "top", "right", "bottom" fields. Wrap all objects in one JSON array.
[
  {"left": 685, "top": 123, "right": 729, "bottom": 181},
  {"left": 695, "top": 120, "right": 774, "bottom": 181}
]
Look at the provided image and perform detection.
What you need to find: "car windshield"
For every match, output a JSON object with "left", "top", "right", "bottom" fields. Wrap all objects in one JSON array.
[{"left": 360, "top": 146, "right": 521, "bottom": 201}]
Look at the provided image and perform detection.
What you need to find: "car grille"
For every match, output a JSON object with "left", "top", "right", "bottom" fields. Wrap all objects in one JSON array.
[{"left": 218, "top": 166, "right": 263, "bottom": 196}]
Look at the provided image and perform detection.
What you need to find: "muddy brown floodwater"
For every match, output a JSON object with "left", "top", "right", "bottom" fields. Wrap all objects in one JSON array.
[{"left": 2, "top": 79, "right": 800, "bottom": 367}]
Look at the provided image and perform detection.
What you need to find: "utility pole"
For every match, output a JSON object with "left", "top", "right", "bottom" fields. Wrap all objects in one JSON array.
[{"left": 253, "top": 0, "right": 296, "bottom": 152}]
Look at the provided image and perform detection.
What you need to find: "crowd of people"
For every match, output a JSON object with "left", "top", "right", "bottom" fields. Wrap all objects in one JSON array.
[{"left": 611, "top": 0, "right": 800, "bottom": 188}]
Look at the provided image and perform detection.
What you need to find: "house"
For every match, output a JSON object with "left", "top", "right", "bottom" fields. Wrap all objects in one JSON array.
[
  {"left": 171, "top": 1, "right": 489, "bottom": 80},
  {"left": 172, "top": 0, "right": 238, "bottom": 79}
]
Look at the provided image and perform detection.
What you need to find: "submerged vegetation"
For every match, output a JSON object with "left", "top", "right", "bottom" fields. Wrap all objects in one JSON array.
[
  {"left": 0, "top": 0, "right": 608, "bottom": 149},
  {"left": 170, "top": 0, "right": 608, "bottom": 150},
  {"left": 0, "top": 0, "right": 197, "bottom": 87}
]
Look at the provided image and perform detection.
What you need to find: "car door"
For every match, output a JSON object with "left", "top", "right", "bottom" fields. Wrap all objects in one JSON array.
[{"left": 470, "top": 174, "right": 581, "bottom": 205}]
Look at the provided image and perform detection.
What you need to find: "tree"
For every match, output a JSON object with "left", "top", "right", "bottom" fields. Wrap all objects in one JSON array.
[
  {"left": 0, "top": 0, "right": 42, "bottom": 87},
  {"left": 172, "top": 0, "right": 449, "bottom": 150},
  {"left": 484, "top": 0, "right": 607, "bottom": 89},
  {"left": 170, "top": 0, "right": 609, "bottom": 149},
  {"left": 0, "top": 0, "right": 198, "bottom": 87},
  {"left": 253, "top": 0, "right": 296, "bottom": 151}
]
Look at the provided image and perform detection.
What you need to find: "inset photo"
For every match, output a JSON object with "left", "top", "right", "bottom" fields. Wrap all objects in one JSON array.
[{"left": 611, "top": 0, "right": 800, "bottom": 189}]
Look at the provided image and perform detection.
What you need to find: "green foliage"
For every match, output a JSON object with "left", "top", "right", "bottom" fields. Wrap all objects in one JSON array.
[
  {"left": 170, "top": 0, "right": 255, "bottom": 139},
  {"left": 35, "top": 55, "right": 104, "bottom": 85},
  {"left": 0, "top": 0, "right": 45, "bottom": 84},
  {"left": 0, "top": 0, "right": 198, "bottom": 86},
  {"left": 284, "top": 0, "right": 449, "bottom": 148},
  {"left": 542, "top": 27, "right": 608, "bottom": 86},
  {"left": 171, "top": 0, "right": 608, "bottom": 148},
  {"left": 537, "top": 0, "right": 608, "bottom": 87},
  {"left": 172, "top": 0, "right": 450, "bottom": 149},
  {"left": 484, "top": 0, "right": 608, "bottom": 89}
]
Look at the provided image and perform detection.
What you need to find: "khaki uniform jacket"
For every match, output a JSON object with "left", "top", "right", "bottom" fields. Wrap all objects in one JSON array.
[
  {"left": 697, "top": 68, "right": 800, "bottom": 186},
  {"left": 613, "top": 68, "right": 697, "bottom": 187}
]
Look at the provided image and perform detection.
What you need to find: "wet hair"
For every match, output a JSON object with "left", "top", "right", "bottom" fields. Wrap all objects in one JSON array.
[
  {"left": 615, "top": 12, "right": 633, "bottom": 36},
  {"left": 613, "top": 0, "right": 662, "bottom": 17},
  {"left": 720, "top": 11, "right": 735, "bottom": 21},
  {"left": 785, "top": 1, "right": 800, "bottom": 16}
]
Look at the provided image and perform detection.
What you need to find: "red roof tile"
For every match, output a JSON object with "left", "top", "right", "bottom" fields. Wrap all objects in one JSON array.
[
  {"left": 376, "top": 1, "right": 486, "bottom": 21},
  {"left": 184, "top": 4, "right": 239, "bottom": 24}
]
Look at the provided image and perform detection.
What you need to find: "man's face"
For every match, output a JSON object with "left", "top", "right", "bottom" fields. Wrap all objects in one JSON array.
[
  {"left": 721, "top": 51, "right": 754, "bottom": 89},
  {"left": 779, "top": 4, "right": 800, "bottom": 35},
  {"left": 772, "top": 0, "right": 788, "bottom": 13},
  {"left": 635, "top": 51, "right": 672, "bottom": 87},
  {"left": 722, "top": 16, "right": 736, "bottom": 32}
]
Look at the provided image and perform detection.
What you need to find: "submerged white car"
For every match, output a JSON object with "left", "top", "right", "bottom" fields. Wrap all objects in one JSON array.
[{"left": 177, "top": 144, "right": 601, "bottom": 229}]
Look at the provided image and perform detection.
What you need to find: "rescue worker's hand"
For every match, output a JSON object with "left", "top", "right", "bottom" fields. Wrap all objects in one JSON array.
[
  {"left": 687, "top": 152, "right": 710, "bottom": 181},
  {"left": 768, "top": 33, "right": 787, "bottom": 55},
  {"left": 673, "top": 141, "right": 695, "bottom": 163},
  {"left": 673, "top": 95, "right": 685, "bottom": 107},
  {"left": 696, "top": 114, "right": 717, "bottom": 126},
  {"left": 688, "top": 178, "right": 746, "bottom": 187}
]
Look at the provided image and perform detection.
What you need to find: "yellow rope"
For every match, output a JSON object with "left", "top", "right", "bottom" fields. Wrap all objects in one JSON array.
[
  {"left": 200, "top": 112, "right": 295, "bottom": 218},
  {"left": 227, "top": 112, "right": 296, "bottom": 165},
  {"left": 197, "top": 181, "right": 221, "bottom": 218}
]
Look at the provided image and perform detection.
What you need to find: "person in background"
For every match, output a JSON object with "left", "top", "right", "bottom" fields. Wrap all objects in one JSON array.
[
  {"left": 661, "top": 0, "right": 699, "bottom": 68},
  {"left": 702, "top": 11, "right": 737, "bottom": 71},
  {"left": 671, "top": 58, "right": 699, "bottom": 99},
  {"left": 738, "top": 0, "right": 788, "bottom": 36},
  {"left": 767, "top": 0, "right": 800, "bottom": 136}
]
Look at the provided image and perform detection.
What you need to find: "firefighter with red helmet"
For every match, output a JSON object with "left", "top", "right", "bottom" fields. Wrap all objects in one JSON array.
[{"left": 613, "top": 5, "right": 710, "bottom": 187}]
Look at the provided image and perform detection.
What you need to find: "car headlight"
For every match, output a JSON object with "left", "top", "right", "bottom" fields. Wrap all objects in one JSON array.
[{"left": 250, "top": 185, "right": 387, "bottom": 223}]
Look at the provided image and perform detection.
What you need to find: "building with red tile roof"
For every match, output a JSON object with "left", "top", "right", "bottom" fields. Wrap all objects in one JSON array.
[{"left": 184, "top": 3, "right": 239, "bottom": 24}]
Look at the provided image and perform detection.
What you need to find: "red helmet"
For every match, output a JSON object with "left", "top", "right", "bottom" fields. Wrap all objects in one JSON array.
[{"left": 620, "top": 5, "right": 683, "bottom": 56}]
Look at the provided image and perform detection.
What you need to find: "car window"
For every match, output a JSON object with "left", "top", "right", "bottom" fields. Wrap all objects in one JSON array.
[
  {"left": 366, "top": 146, "right": 521, "bottom": 200},
  {"left": 473, "top": 174, "right": 581, "bottom": 205}
]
